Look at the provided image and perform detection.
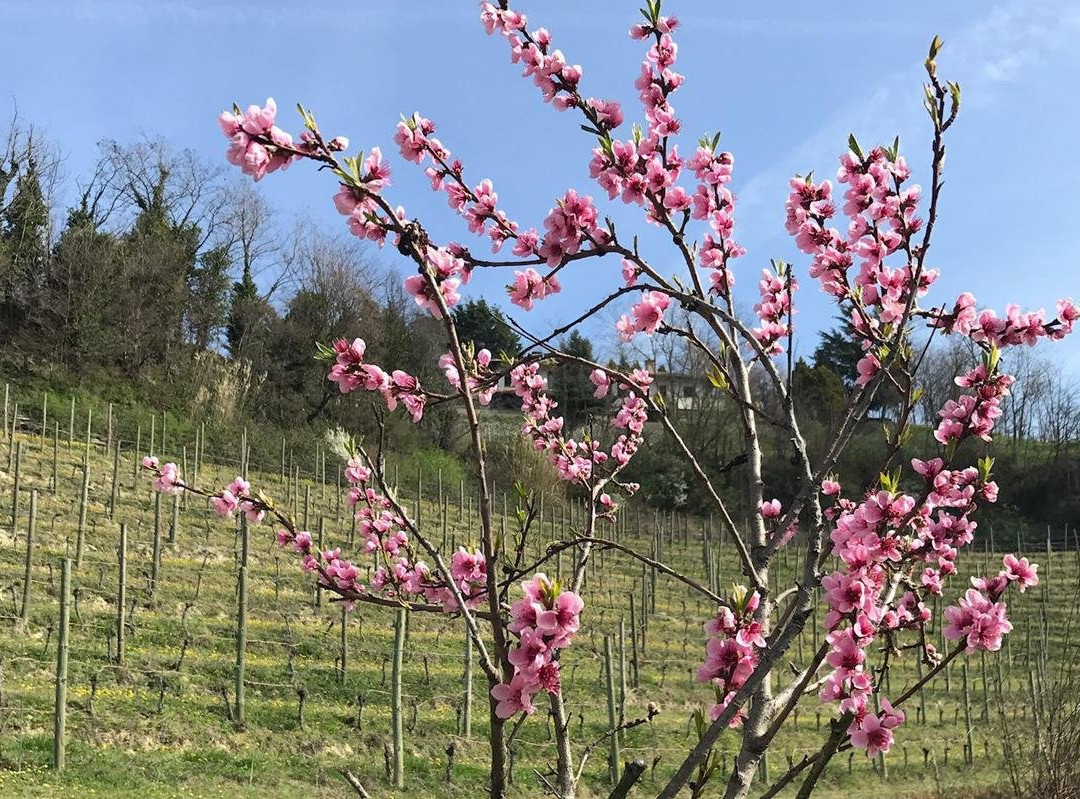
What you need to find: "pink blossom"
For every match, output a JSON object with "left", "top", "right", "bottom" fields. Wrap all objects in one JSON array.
[
  {"left": 590, "top": 369, "right": 611, "bottom": 398},
  {"left": 850, "top": 713, "right": 894, "bottom": 759},
  {"left": 629, "top": 290, "right": 670, "bottom": 336},
  {"left": 1002, "top": 554, "right": 1038, "bottom": 591},
  {"left": 491, "top": 673, "right": 537, "bottom": 719},
  {"left": 508, "top": 267, "right": 560, "bottom": 311},
  {"left": 535, "top": 590, "right": 584, "bottom": 647},
  {"left": 152, "top": 462, "right": 184, "bottom": 495},
  {"left": 855, "top": 352, "right": 881, "bottom": 387},
  {"left": 759, "top": 499, "right": 782, "bottom": 519}
]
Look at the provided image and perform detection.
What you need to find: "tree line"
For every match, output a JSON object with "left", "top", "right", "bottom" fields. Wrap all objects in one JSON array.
[{"left": 1, "top": 116, "right": 1076, "bottom": 528}]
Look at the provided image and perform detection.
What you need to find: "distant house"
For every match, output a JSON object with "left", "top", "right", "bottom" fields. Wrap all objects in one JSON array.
[
  {"left": 645, "top": 360, "right": 720, "bottom": 412},
  {"left": 488, "top": 359, "right": 718, "bottom": 414},
  {"left": 490, "top": 371, "right": 520, "bottom": 411}
]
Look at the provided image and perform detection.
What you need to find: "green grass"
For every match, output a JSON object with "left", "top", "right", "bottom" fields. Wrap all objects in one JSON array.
[{"left": 0, "top": 421, "right": 1075, "bottom": 798}]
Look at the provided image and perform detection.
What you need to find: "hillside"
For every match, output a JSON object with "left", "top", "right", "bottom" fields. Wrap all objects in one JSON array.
[{"left": 0, "top": 387, "right": 1075, "bottom": 797}]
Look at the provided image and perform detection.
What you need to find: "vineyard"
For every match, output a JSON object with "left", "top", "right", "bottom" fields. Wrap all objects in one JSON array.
[{"left": 0, "top": 387, "right": 1077, "bottom": 798}]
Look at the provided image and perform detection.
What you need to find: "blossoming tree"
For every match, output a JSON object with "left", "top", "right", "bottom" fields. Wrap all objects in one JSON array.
[{"left": 142, "top": 3, "right": 1077, "bottom": 797}]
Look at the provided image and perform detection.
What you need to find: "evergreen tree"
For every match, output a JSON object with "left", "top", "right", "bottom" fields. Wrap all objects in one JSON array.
[
  {"left": 226, "top": 264, "right": 263, "bottom": 361},
  {"left": 46, "top": 201, "right": 121, "bottom": 366},
  {"left": 812, "top": 314, "right": 899, "bottom": 417},
  {"left": 118, "top": 192, "right": 199, "bottom": 372},
  {"left": 452, "top": 298, "right": 521, "bottom": 359},
  {"left": 551, "top": 330, "right": 603, "bottom": 429},
  {"left": 812, "top": 314, "right": 864, "bottom": 389},
  {"left": 185, "top": 245, "right": 232, "bottom": 351},
  {"left": 791, "top": 358, "right": 846, "bottom": 427},
  {"left": 0, "top": 152, "right": 49, "bottom": 322}
]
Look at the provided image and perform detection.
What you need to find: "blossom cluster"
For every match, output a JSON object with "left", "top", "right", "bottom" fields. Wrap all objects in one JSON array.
[
  {"left": 580, "top": 10, "right": 685, "bottom": 226},
  {"left": 326, "top": 337, "right": 426, "bottom": 422},
  {"left": 632, "top": 16, "right": 684, "bottom": 141},
  {"left": 141, "top": 447, "right": 492, "bottom": 616},
  {"left": 616, "top": 290, "right": 671, "bottom": 341},
  {"left": 814, "top": 439, "right": 1019, "bottom": 757},
  {"left": 402, "top": 245, "right": 470, "bottom": 318},
  {"left": 933, "top": 361, "right": 1013, "bottom": 446},
  {"left": 394, "top": 112, "right": 521, "bottom": 254},
  {"left": 938, "top": 292, "right": 1078, "bottom": 347},
  {"left": 275, "top": 525, "right": 365, "bottom": 605},
  {"left": 505, "top": 190, "right": 608, "bottom": 311},
  {"left": 138, "top": 457, "right": 364, "bottom": 606},
  {"left": 537, "top": 189, "right": 607, "bottom": 266},
  {"left": 439, "top": 347, "right": 496, "bottom": 406},
  {"left": 394, "top": 108, "right": 606, "bottom": 309},
  {"left": 696, "top": 586, "right": 765, "bottom": 727},
  {"left": 479, "top": 3, "right": 622, "bottom": 128},
  {"left": 141, "top": 456, "right": 183, "bottom": 495},
  {"left": 751, "top": 266, "right": 797, "bottom": 355},
  {"left": 759, "top": 498, "right": 798, "bottom": 547},
  {"left": 784, "top": 146, "right": 930, "bottom": 380},
  {"left": 943, "top": 554, "right": 1037, "bottom": 653},
  {"left": 507, "top": 267, "right": 561, "bottom": 311},
  {"left": 690, "top": 144, "right": 744, "bottom": 297},
  {"left": 208, "top": 476, "right": 266, "bottom": 524},
  {"left": 492, "top": 574, "right": 584, "bottom": 718},
  {"left": 218, "top": 98, "right": 298, "bottom": 181},
  {"left": 583, "top": 9, "right": 686, "bottom": 223},
  {"left": 327, "top": 148, "right": 410, "bottom": 248},
  {"left": 344, "top": 455, "right": 488, "bottom": 613},
  {"left": 510, "top": 361, "right": 648, "bottom": 486}
]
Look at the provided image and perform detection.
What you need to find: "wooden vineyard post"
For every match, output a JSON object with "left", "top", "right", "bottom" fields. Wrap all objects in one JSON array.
[
  {"left": 53, "top": 558, "right": 71, "bottom": 770},
  {"left": 151, "top": 492, "right": 163, "bottom": 599},
  {"left": 618, "top": 619, "right": 628, "bottom": 719},
  {"left": 192, "top": 426, "right": 200, "bottom": 492},
  {"left": 51, "top": 422, "right": 59, "bottom": 490},
  {"left": 962, "top": 660, "right": 974, "bottom": 765},
  {"left": 40, "top": 392, "right": 47, "bottom": 452},
  {"left": 181, "top": 446, "right": 189, "bottom": 509},
  {"left": 116, "top": 523, "right": 127, "bottom": 665},
  {"left": 76, "top": 463, "right": 90, "bottom": 569},
  {"left": 6, "top": 401, "right": 16, "bottom": 471},
  {"left": 235, "top": 490, "right": 250, "bottom": 727},
  {"left": 10, "top": 440, "right": 22, "bottom": 542},
  {"left": 462, "top": 628, "right": 473, "bottom": 739},
  {"left": 392, "top": 608, "right": 406, "bottom": 789},
  {"left": 108, "top": 440, "right": 120, "bottom": 518},
  {"left": 339, "top": 605, "right": 348, "bottom": 684},
  {"left": 315, "top": 516, "right": 324, "bottom": 609},
  {"left": 604, "top": 635, "right": 620, "bottom": 785},
  {"left": 915, "top": 657, "right": 927, "bottom": 724},
  {"left": 19, "top": 488, "right": 37, "bottom": 624},
  {"left": 84, "top": 408, "right": 92, "bottom": 465},
  {"left": 6, "top": 400, "right": 16, "bottom": 472},
  {"left": 169, "top": 492, "right": 180, "bottom": 547}
]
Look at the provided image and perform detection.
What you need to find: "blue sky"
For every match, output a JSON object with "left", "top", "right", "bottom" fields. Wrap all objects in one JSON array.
[{"left": 3, "top": 0, "right": 1079, "bottom": 372}]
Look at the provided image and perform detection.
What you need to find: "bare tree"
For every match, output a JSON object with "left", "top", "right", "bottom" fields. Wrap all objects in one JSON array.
[
  {"left": 999, "top": 345, "right": 1052, "bottom": 448},
  {"left": 1037, "top": 373, "right": 1080, "bottom": 461},
  {"left": 102, "top": 136, "right": 226, "bottom": 246}
]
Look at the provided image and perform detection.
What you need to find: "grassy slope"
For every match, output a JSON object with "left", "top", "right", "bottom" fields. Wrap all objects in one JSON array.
[{"left": 0, "top": 422, "right": 1074, "bottom": 799}]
